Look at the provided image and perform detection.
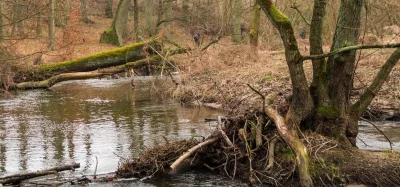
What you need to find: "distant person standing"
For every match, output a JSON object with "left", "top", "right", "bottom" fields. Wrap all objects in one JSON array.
[{"left": 193, "top": 33, "right": 200, "bottom": 47}]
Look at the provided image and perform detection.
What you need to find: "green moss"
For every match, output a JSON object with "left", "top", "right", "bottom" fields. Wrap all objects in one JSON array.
[
  {"left": 40, "top": 38, "right": 159, "bottom": 73},
  {"left": 268, "top": 4, "right": 290, "bottom": 24},
  {"left": 317, "top": 106, "right": 340, "bottom": 118}
]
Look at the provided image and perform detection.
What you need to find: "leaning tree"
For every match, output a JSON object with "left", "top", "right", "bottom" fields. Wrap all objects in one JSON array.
[{"left": 255, "top": 0, "right": 400, "bottom": 186}]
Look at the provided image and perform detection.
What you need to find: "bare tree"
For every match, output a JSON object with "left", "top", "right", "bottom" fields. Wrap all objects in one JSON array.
[
  {"left": 48, "top": 0, "right": 56, "bottom": 51},
  {"left": 232, "top": 0, "right": 243, "bottom": 43},
  {"left": 80, "top": 0, "right": 94, "bottom": 23},
  {"left": 105, "top": 0, "right": 113, "bottom": 18}
]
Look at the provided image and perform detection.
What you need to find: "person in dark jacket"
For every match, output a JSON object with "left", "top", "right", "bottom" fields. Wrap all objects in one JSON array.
[{"left": 193, "top": 33, "right": 200, "bottom": 47}]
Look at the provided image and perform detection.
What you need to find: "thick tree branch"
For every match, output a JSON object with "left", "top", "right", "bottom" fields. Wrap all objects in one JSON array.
[
  {"left": 302, "top": 43, "right": 400, "bottom": 62},
  {"left": 351, "top": 48, "right": 400, "bottom": 116}
]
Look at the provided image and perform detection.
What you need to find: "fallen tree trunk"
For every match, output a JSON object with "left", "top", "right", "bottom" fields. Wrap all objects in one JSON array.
[
  {"left": 16, "top": 38, "right": 162, "bottom": 82},
  {"left": 0, "top": 163, "right": 80, "bottom": 185},
  {"left": 12, "top": 72, "right": 112, "bottom": 90},
  {"left": 12, "top": 47, "right": 189, "bottom": 90}
]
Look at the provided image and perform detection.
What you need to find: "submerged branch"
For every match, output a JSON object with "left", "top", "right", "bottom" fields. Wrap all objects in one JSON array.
[{"left": 360, "top": 117, "right": 393, "bottom": 151}]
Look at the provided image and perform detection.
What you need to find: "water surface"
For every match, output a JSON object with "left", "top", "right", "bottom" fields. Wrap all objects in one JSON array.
[{"left": 0, "top": 77, "right": 398, "bottom": 186}]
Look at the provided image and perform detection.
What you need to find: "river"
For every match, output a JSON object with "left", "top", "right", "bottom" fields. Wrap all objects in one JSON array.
[{"left": 0, "top": 78, "right": 398, "bottom": 186}]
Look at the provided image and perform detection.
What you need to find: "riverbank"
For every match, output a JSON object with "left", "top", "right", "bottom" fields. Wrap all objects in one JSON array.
[{"left": 169, "top": 34, "right": 400, "bottom": 120}]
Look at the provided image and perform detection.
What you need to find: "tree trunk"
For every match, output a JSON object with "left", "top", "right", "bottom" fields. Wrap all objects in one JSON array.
[
  {"left": 313, "top": 0, "right": 364, "bottom": 146},
  {"left": 182, "top": 0, "right": 189, "bottom": 16},
  {"left": 36, "top": 10, "right": 42, "bottom": 37},
  {"left": 105, "top": 0, "right": 113, "bottom": 18},
  {"left": 80, "top": 0, "right": 94, "bottom": 24},
  {"left": 145, "top": 0, "right": 153, "bottom": 36},
  {"left": 249, "top": 2, "right": 260, "bottom": 47},
  {"left": 0, "top": 0, "right": 3, "bottom": 41},
  {"left": 133, "top": 0, "right": 139, "bottom": 41},
  {"left": 64, "top": 0, "right": 70, "bottom": 26},
  {"left": 16, "top": 0, "right": 23, "bottom": 35},
  {"left": 256, "top": 1, "right": 314, "bottom": 186},
  {"left": 36, "top": 38, "right": 161, "bottom": 78},
  {"left": 157, "top": 0, "right": 162, "bottom": 28},
  {"left": 100, "top": 0, "right": 131, "bottom": 46},
  {"left": 48, "top": 0, "right": 56, "bottom": 51},
  {"left": 232, "top": 0, "right": 243, "bottom": 43}
]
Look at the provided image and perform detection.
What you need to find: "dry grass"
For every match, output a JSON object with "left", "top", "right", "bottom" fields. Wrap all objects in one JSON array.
[{"left": 170, "top": 26, "right": 400, "bottom": 117}]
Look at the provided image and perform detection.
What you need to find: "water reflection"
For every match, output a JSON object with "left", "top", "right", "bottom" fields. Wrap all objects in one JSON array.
[
  {"left": 357, "top": 121, "right": 400, "bottom": 151},
  {"left": 0, "top": 77, "right": 222, "bottom": 180}
]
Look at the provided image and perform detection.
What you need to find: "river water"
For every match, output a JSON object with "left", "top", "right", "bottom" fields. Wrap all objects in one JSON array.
[{"left": 0, "top": 78, "right": 398, "bottom": 186}]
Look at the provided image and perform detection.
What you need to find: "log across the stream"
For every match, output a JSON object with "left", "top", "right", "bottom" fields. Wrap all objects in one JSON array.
[
  {"left": 10, "top": 38, "right": 189, "bottom": 90},
  {"left": 0, "top": 163, "right": 80, "bottom": 185}
]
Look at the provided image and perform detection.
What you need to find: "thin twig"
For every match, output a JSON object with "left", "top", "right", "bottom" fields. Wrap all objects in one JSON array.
[
  {"left": 290, "top": 4, "right": 311, "bottom": 26},
  {"left": 360, "top": 117, "right": 393, "bottom": 150}
]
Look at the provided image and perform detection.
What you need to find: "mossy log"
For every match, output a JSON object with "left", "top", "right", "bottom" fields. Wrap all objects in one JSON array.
[
  {"left": 40, "top": 38, "right": 161, "bottom": 75},
  {"left": 15, "top": 38, "right": 162, "bottom": 83}
]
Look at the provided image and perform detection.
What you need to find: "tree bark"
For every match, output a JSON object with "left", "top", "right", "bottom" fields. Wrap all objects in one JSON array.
[
  {"left": 80, "top": 0, "right": 94, "bottom": 24},
  {"left": 40, "top": 38, "right": 161, "bottom": 76},
  {"left": 133, "top": 0, "right": 139, "bottom": 41},
  {"left": 232, "top": 0, "right": 243, "bottom": 43},
  {"left": 145, "top": 0, "right": 153, "bottom": 36},
  {"left": 0, "top": 0, "right": 3, "bottom": 41},
  {"left": 48, "top": 0, "right": 56, "bottom": 51},
  {"left": 100, "top": 0, "right": 131, "bottom": 46},
  {"left": 249, "top": 2, "right": 261, "bottom": 47},
  {"left": 309, "top": 0, "right": 328, "bottom": 107},
  {"left": 0, "top": 163, "right": 80, "bottom": 185},
  {"left": 256, "top": 0, "right": 314, "bottom": 186},
  {"left": 322, "top": 0, "right": 364, "bottom": 146},
  {"left": 105, "top": 0, "right": 113, "bottom": 18}
]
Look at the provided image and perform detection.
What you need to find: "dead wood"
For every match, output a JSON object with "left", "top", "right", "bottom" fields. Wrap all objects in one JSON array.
[
  {"left": 0, "top": 163, "right": 80, "bottom": 185},
  {"left": 170, "top": 138, "right": 218, "bottom": 170}
]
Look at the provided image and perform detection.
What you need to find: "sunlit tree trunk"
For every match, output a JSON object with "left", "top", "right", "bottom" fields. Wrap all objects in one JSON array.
[
  {"left": 105, "top": 0, "right": 113, "bottom": 18},
  {"left": 232, "top": 0, "right": 242, "bottom": 43},
  {"left": 48, "top": 0, "right": 56, "bottom": 51}
]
